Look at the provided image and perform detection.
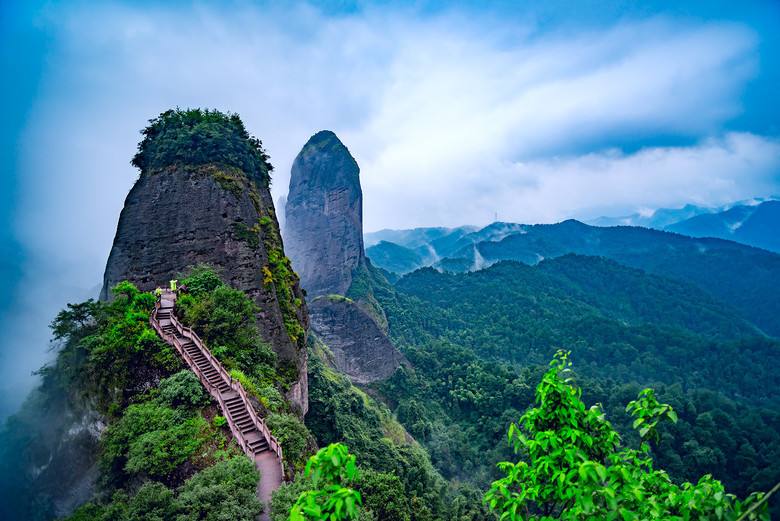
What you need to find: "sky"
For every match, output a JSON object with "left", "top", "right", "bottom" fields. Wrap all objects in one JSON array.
[{"left": 1, "top": 0, "right": 779, "bottom": 416}]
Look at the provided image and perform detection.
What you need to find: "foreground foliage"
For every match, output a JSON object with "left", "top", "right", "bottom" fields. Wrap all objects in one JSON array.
[
  {"left": 484, "top": 351, "right": 769, "bottom": 520},
  {"left": 288, "top": 443, "right": 363, "bottom": 521},
  {"left": 377, "top": 258, "right": 780, "bottom": 509}
]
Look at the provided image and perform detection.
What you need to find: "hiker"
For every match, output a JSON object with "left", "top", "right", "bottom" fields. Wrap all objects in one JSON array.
[
  {"left": 154, "top": 287, "right": 163, "bottom": 298},
  {"left": 170, "top": 279, "right": 178, "bottom": 292}
]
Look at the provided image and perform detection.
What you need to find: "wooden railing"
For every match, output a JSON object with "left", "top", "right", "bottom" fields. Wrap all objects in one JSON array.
[{"left": 150, "top": 296, "right": 284, "bottom": 469}]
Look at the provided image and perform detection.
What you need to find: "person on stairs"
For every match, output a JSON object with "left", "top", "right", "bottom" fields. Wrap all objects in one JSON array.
[{"left": 169, "top": 279, "right": 178, "bottom": 293}]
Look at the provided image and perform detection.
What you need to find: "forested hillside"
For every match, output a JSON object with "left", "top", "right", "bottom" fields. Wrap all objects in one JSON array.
[
  {"left": 371, "top": 255, "right": 780, "bottom": 511},
  {"left": 367, "top": 220, "right": 780, "bottom": 337},
  {"left": 473, "top": 221, "right": 780, "bottom": 336}
]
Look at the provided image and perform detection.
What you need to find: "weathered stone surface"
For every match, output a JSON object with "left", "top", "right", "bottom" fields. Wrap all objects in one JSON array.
[
  {"left": 35, "top": 407, "right": 103, "bottom": 517},
  {"left": 285, "top": 131, "right": 364, "bottom": 297},
  {"left": 309, "top": 297, "right": 406, "bottom": 383},
  {"left": 285, "top": 131, "right": 405, "bottom": 384},
  {"left": 100, "top": 165, "right": 308, "bottom": 413}
]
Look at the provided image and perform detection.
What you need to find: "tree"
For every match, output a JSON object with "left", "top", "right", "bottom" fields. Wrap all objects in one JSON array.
[
  {"left": 484, "top": 350, "right": 770, "bottom": 520},
  {"left": 289, "top": 443, "right": 363, "bottom": 521},
  {"left": 176, "top": 456, "right": 262, "bottom": 521}
]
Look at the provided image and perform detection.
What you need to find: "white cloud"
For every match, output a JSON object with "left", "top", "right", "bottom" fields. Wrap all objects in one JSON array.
[{"left": 1, "top": 1, "right": 777, "bottom": 413}]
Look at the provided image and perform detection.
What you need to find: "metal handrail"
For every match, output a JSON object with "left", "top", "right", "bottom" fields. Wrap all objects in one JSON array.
[{"left": 150, "top": 295, "right": 283, "bottom": 471}]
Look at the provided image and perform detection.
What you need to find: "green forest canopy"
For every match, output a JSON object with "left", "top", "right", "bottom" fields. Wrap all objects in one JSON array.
[{"left": 131, "top": 108, "right": 273, "bottom": 187}]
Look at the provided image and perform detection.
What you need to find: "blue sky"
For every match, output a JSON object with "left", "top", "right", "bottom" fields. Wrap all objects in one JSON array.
[{"left": 1, "top": 0, "right": 779, "bottom": 416}]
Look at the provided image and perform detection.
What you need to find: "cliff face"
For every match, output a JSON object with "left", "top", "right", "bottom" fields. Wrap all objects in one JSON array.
[
  {"left": 309, "top": 297, "right": 405, "bottom": 383},
  {"left": 285, "top": 130, "right": 404, "bottom": 383},
  {"left": 101, "top": 112, "right": 308, "bottom": 412},
  {"left": 285, "top": 131, "right": 365, "bottom": 298}
]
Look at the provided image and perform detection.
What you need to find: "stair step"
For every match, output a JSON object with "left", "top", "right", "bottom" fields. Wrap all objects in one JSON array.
[
  {"left": 249, "top": 440, "right": 268, "bottom": 453},
  {"left": 153, "top": 302, "right": 282, "bottom": 466}
]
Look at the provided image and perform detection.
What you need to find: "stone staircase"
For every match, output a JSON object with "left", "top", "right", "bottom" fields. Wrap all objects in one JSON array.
[{"left": 150, "top": 290, "right": 283, "bottom": 518}]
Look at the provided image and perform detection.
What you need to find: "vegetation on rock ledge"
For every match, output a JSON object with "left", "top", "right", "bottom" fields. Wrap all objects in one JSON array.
[{"left": 132, "top": 108, "right": 273, "bottom": 188}]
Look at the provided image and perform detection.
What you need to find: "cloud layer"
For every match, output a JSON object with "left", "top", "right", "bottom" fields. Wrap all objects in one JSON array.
[{"left": 1, "top": 1, "right": 778, "bottom": 414}]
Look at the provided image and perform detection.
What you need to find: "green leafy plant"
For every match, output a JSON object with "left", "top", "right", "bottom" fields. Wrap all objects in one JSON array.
[
  {"left": 156, "top": 370, "right": 209, "bottom": 409},
  {"left": 266, "top": 413, "right": 314, "bottom": 471},
  {"left": 181, "top": 264, "right": 226, "bottom": 297},
  {"left": 484, "top": 350, "right": 770, "bottom": 520},
  {"left": 289, "top": 443, "right": 363, "bottom": 521},
  {"left": 176, "top": 456, "right": 262, "bottom": 520},
  {"left": 259, "top": 216, "right": 306, "bottom": 348},
  {"left": 131, "top": 108, "right": 273, "bottom": 188}
]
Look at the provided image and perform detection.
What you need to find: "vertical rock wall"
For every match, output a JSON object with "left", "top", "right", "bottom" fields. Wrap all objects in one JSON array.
[
  {"left": 101, "top": 164, "right": 308, "bottom": 413},
  {"left": 285, "top": 131, "right": 365, "bottom": 298},
  {"left": 285, "top": 130, "right": 405, "bottom": 383}
]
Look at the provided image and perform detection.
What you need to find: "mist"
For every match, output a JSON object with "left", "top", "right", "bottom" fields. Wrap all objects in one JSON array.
[{"left": 2, "top": 0, "right": 780, "bottom": 417}]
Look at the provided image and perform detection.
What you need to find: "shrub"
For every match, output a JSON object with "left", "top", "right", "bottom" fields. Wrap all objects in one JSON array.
[
  {"left": 230, "top": 369, "right": 259, "bottom": 396},
  {"left": 271, "top": 477, "right": 313, "bottom": 521},
  {"left": 266, "top": 413, "right": 313, "bottom": 470},
  {"left": 156, "top": 370, "right": 209, "bottom": 409},
  {"left": 176, "top": 456, "right": 262, "bottom": 521},
  {"left": 184, "top": 285, "right": 275, "bottom": 369},
  {"left": 102, "top": 402, "right": 181, "bottom": 472},
  {"left": 125, "top": 416, "right": 207, "bottom": 478},
  {"left": 102, "top": 402, "right": 207, "bottom": 483},
  {"left": 357, "top": 469, "right": 410, "bottom": 521},
  {"left": 65, "top": 459, "right": 259, "bottom": 521},
  {"left": 125, "top": 481, "right": 177, "bottom": 521},
  {"left": 181, "top": 264, "right": 226, "bottom": 298}
]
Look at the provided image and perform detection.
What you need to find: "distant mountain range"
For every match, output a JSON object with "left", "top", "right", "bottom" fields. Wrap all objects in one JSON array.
[
  {"left": 588, "top": 197, "right": 779, "bottom": 252},
  {"left": 666, "top": 200, "right": 780, "bottom": 252},
  {"left": 365, "top": 202, "right": 780, "bottom": 337}
]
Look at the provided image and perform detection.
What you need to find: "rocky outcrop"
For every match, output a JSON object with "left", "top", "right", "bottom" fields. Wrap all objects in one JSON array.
[
  {"left": 285, "top": 131, "right": 365, "bottom": 297},
  {"left": 309, "top": 297, "right": 405, "bottom": 383},
  {"left": 285, "top": 131, "right": 404, "bottom": 384},
  {"left": 0, "top": 386, "right": 105, "bottom": 520},
  {"left": 101, "top": 113, "right": 308, "bottom": 413}
]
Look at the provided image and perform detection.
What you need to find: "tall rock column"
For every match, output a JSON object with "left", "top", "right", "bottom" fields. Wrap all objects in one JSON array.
[
  {"left": 285, "top": 130, "right": 405, "bottom": 383},
  {"left": 285, "top": 130, "right": 365, "bottom": 297},
  {"left": 101, "top": 109, "right": 308, "bottom": 413}
]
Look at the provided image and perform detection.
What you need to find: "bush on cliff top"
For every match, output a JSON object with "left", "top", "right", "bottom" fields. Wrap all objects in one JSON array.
[{"left": 132, "top": 108, "right": 273, "bottom": 187}]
